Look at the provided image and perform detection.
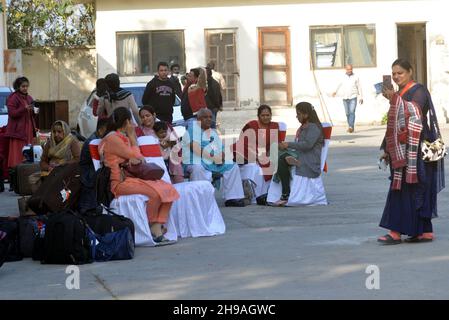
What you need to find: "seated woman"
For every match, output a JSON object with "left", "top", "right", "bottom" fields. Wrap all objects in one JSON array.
[
  {"left": 267, "top": 102, "right": 327, "bottom": 207},
  {"left": 40, "top": 120, "right": 81, "bottom": 177},
  {"left": 100, "top": 107, "right": 180, "bottom": 245},
  {"left": 136, "top": 106, "right": 184, "bottom": 184},
  {"left": 231, "top": 105, "right": 282, "bottom": 203}
]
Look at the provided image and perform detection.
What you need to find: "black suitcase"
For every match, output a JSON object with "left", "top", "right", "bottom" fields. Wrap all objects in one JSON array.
[
  {"left": 27, "top": 163, "right": 81, "bottom": 215},
  {"left": 83, "top": 208, "right": 135, "bottom": 243},
  {"left": 13, "top": 163, "right": 40, "bottom": 196}
]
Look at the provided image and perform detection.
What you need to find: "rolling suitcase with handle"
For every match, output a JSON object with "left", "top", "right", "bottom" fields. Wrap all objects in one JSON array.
[{"left": 13, "top": 163, "right": 41, "bottom": 196}]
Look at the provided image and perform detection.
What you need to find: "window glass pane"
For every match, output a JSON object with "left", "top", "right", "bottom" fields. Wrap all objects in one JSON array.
[
  {"left": 225, "top": 45, "right": 234, "bottom": 59},
  {"left": 223, "top": 33, "right": 234, "bottom": 45},
  {"left": 311, "top": 28, "right": 343, "bottom": 68},
  {"left": 209, "top": 34, "right": 220, "bottom": 45},
  {"left": 209, "top": 46, "right": 219, "bottom": 60},
  {"left": 264, "top": 89, "right": 287, "bottom": 102},
  {"left": 263, "top": 52, "right": 286, "bottom": 66},
  {"left": 117, "top": 31, "right": 185, "bottom": 76},
  {"left": 151, "top": 31, "right": 185, "bottom": 73},
  {"left": 344, "top": 25, "right": 376, "bottom": 67},
  {"left": 227, "top": 89, "right": 236, "bottom": 101},
  {"left": 264, "top": 70, "right": 287, "bottom": 85},
  {"left": 263, "top": 33, "right": 285, "bottom": 47},
  {"left": 226, "top": 75, "right": 235, "bottom": 87}
]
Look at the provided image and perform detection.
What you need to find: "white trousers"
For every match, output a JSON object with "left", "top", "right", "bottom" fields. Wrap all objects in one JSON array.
[
  {"left": 186, "top": 164, "right": 244, "bottom": 201},
  {"left": 266, "top": 167, "right": 328, "bottom": 206}
]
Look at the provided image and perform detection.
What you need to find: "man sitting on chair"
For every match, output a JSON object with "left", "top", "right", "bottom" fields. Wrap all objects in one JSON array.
[{"left": 182, "top": 108, "right": 246, "bottom": 207}]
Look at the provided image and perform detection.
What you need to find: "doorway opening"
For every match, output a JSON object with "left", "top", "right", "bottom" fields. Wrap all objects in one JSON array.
[{"left": 397, "top": 23, "right": 427, "bottom": 86}]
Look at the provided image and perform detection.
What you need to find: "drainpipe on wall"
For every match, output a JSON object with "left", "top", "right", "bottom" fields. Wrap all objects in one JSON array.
[{"left": 1, "top": 0, "right": 8, "bottom": 86}]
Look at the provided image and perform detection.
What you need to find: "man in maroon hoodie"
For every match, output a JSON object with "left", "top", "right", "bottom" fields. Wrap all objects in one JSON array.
[{"left": 142, "top": 62, "right": 176, "bottom": 124}]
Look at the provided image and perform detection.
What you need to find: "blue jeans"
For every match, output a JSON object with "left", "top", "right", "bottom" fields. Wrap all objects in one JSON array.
[
  {"left": 343, "top": 98, "right": 357, "bottom": 129},
  {"left": 211, "top": 109, "right": 218, "bottom": 129}
]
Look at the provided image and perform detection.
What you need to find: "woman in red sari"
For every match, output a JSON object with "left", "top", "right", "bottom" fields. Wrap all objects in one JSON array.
[
  {"left": 5, "top": 77, "right": 37, "bottom": 169},
  {"left": 232, "top": 105, "right": 282, "bottom": 203}
]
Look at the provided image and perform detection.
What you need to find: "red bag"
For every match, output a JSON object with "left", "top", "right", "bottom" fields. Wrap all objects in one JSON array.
[{"left": 121, "top": 162, "right": 164, "bottom": 181}]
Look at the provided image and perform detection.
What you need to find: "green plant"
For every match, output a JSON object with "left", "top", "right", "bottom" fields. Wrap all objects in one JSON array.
[
  {"left": 381, "top": 112, "right": 388, "bottom": 125},
  {"left": 6, "top": 0, "right": 95, "bottom": 49}
]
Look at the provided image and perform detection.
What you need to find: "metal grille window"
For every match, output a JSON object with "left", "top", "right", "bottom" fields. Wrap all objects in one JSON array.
[
  {"left": 117, "top": 30, "right": 185, "bottom": 76},
  {"left": 310, "top": 24, "right": 376, "bottom": 69}
]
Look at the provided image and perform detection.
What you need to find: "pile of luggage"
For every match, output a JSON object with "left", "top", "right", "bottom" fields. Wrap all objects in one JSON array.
[{"left": 1, "top": 162, "right": 135, "bottom": 268}]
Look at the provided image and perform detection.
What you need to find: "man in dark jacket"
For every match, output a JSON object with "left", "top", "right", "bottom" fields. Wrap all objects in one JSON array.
[
  {"left": 142, "top": 62, "right": 176, "bottom": 123},
  {"left": 205, "top": 67, "right": 223, "bottom": 128},
  {"left": 181, "top": 70, "right": 195, "bottom": 126},
  {"left": 169, "top": 64, "right": 183, "bottom": 98}
]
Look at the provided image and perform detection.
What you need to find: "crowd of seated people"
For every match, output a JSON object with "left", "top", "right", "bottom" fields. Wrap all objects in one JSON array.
[{"left": 8, "top": 64, "right": 329, "bottom": 250}]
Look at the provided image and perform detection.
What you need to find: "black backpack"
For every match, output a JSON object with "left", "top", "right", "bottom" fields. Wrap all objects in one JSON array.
[
  {"left": 18, "top": 216, "right": 48, "bottom": 258},
  {"left": 96, "top": 166, "right": 114, "bottom": 207},
  {"left": 41, "top": 210, "right": 92, "bottom": 265}
]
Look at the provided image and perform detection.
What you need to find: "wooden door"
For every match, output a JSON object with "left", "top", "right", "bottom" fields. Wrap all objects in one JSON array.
[
  {"left": 258, "top": 27, "right": 292, "bottom": 106},
  {"left": 205, "top": 29, "right": 239, "bottom": 108}
]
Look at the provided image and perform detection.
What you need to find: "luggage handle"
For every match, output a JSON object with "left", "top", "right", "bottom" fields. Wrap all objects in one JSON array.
[{"left": 100, "top": 204, "right": 126, "bottom": 220}]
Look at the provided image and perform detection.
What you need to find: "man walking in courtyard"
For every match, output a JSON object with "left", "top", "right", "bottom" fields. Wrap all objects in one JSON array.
[{"left": 332, "top": 64, "right": 363, "bottom": 133}]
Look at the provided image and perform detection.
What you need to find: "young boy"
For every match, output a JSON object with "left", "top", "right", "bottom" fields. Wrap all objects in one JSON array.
[{"left": 153, "top": 121, "right": 184, "bottom": 183}]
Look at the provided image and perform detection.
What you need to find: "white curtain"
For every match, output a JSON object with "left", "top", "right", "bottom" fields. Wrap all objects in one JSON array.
[{"left": 118, "top": 35, "right": 141, "bottom": 75}]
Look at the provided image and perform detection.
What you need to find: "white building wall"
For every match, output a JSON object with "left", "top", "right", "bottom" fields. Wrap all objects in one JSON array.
[{"left": 95, "top": 0, "right": 449, "bottom": 125}]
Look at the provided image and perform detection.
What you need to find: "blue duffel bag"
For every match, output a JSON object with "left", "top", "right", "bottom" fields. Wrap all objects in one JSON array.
[{"left": 88, "top": 227, "right": 135, "bottom": 262}]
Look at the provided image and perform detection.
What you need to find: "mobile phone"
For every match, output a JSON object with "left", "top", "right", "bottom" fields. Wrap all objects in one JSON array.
[{"left": 382, "top": 75, "right": 393, "bottom": 91}]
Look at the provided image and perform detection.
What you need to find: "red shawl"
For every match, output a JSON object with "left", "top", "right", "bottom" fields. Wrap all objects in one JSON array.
[
  {"left": 385, "top": 94, "right": 422, "bottom": 190},
  {"left": 232, "top": 120, "right": 280, "bottom": 181}
]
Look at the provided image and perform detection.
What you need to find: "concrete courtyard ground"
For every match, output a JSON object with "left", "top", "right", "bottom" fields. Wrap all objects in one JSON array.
[{"left": 1, "top": 125, "right": 449, "bottom": 300}]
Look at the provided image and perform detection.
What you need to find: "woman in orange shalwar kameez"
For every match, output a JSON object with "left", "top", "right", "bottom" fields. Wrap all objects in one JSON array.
[{"left": 100, "top": 107, "right": 179, "bottom": 245}]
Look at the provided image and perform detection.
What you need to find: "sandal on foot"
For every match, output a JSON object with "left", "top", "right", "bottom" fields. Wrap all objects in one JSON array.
[
  {"left": 404, "top": 236, "right": 433, "bottom": 243},
  {"left": 153, "top": 235, "right": 177, "bottom": 246},
  {"left": 377, "top": 234, "right": 402, "bottom": 245},
  {"left": 272, "top": 199, "right": 288, "bottom": 207}
]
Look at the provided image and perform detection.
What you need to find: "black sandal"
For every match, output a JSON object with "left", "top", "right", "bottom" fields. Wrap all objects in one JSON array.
[{"left": 377, "top": 234, "right": 402, "bottom": 245}]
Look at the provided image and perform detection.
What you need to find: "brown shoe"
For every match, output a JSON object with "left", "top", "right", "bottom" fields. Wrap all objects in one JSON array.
[{"left": 348, "top": 127, "right": 354, "bottom": 133}]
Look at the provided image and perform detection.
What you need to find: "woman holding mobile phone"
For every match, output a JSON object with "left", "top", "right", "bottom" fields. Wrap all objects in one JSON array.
[
  {"left": 4, "top": 76, "right": 38, "bottom": 170},
  {"left": 378, "top": 59, "right": 445, "bottom": 244}
]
